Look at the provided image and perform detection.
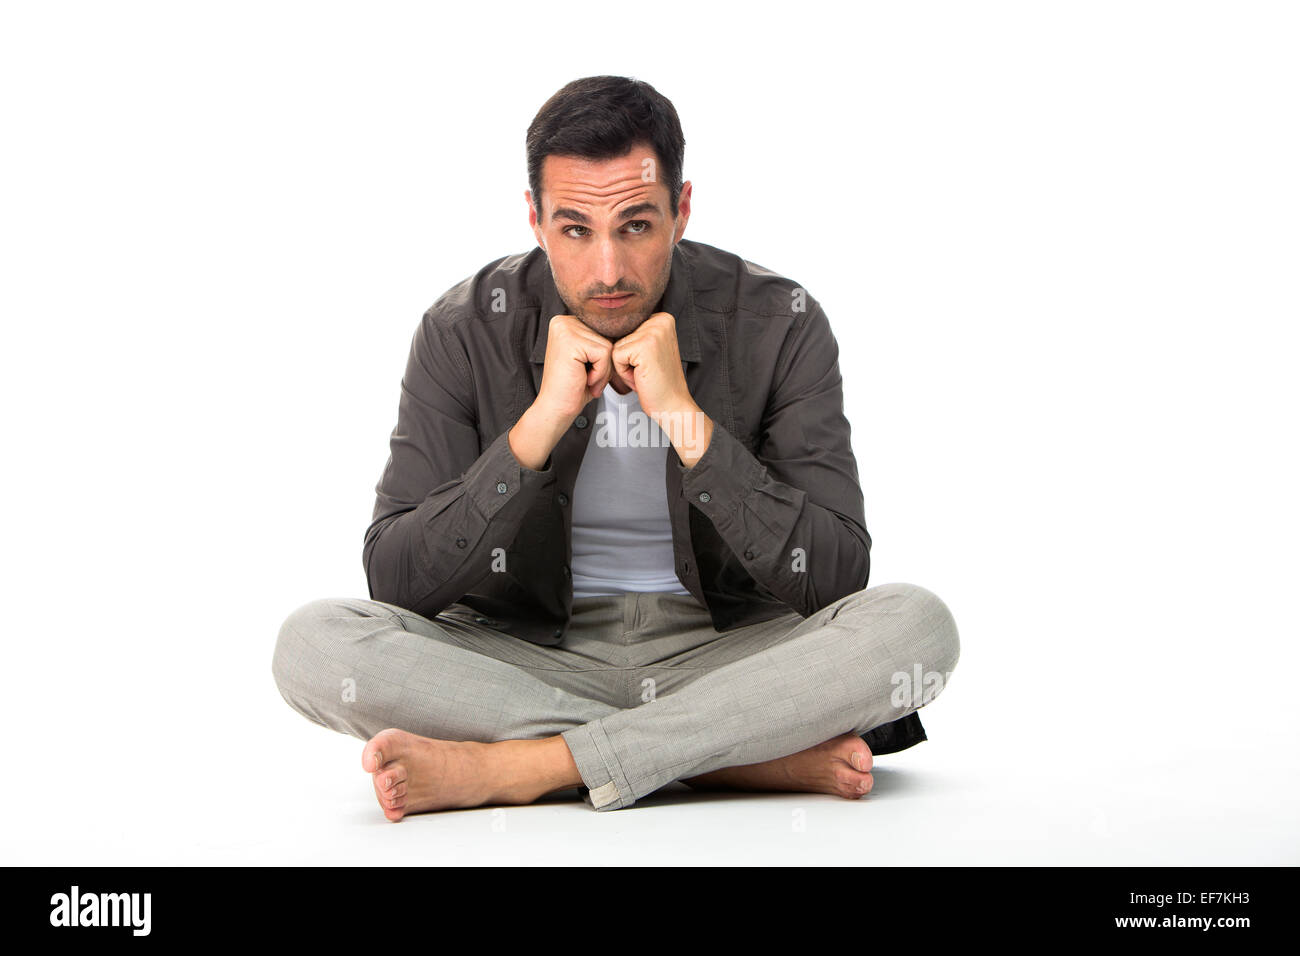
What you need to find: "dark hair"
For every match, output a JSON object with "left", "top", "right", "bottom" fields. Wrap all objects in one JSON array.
[{"left": 526, "top": 75, "right": 685, "bottom": 225}]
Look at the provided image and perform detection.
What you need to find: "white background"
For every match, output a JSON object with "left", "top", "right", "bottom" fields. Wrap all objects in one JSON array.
[{"left": 2, "top": 1, "right": 1296, "bottom": 864}]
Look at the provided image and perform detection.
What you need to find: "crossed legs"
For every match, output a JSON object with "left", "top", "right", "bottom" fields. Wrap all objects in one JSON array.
[{"left": 272, "top": 583, "right": 959, "bottom": 817}]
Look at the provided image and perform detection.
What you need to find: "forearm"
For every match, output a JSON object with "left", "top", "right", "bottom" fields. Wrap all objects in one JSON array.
[
  {"left": 678, "top": 423, "right": 870, "bottom": 615},
  {"left": 508, "top": 402, "right": 571, "bottom": 472},
  {"left": 364, "top": 430, "right": 552, "bottom": 616},
  {"left": 657, "top": 401, "right": 714, "bottom": 470}
]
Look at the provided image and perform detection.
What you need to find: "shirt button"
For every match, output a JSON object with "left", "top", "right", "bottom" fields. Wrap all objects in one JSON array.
[
  {"left": 455, "top": 536, "right": 467, "bottom": 548},
  {"left": 562, "top": 565, "right": 571, "bottom": 577},
  {"left": 574, "top": 415, "right": 588, "bottom": 429},
  {"left": 496, "top": 481, "right": 508, "bottom": 494},
  {"left": 557, "top": 492, "right": 569, "bottom": 506},
  {"left": 553, "top": 627, "right": 563, "bottom": 638},
  {"left": 744, "top": 549, "right": 755, "bottom": 560},
  {"left": 698, "top": 492, "right": 711, "bottom": 503}
]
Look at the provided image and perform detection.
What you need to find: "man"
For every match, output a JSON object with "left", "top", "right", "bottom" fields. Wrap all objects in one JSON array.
[{"left": 273, "top": 75, "right": 960, "bottom": 818}]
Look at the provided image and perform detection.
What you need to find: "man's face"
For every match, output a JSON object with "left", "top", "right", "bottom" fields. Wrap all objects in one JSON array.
[{"left": 527, "top": 143, "right": 691, "bottom": 342}]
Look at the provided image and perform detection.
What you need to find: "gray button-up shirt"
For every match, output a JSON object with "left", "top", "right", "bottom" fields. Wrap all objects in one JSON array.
[{"left": 363, "top": 237, "right": 926, "bottom": 753}]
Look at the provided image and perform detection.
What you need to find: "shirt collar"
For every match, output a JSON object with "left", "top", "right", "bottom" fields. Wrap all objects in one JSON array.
[{"left": 531, "top": 241, "right": 701, "bottom": 365}]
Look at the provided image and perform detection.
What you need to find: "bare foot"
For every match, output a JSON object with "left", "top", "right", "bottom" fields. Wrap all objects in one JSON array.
[
  {"left": 681, "top": 733, "right": 873, "bottom": 799},
  {"left": 363, "top": 728, "right": 581, "bottom": 822}
]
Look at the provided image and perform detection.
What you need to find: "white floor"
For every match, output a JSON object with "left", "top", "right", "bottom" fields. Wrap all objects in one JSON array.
[{"left": 6, "top": 679, "right": 1294, "bottom": 866}]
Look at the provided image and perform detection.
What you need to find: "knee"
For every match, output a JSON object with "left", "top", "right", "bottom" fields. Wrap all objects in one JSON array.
[
  {"left": 891, "top": 582, "right": 960, "bottom": 690},
  {"left": 852, "top": 582, "right": 959, "bottom": 693},
  {"left": 272, "top": 597, "right": 409, "bottom": 741},
  {"left": 272, "top": 597, "right": 379, "bottom": 700}
]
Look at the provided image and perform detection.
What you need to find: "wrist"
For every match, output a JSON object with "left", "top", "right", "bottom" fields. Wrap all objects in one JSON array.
[
  {"left": 509, "top": 402, "right": 573, "bottom": 471},
  {"left": 658, "top": 401, "right": 712, "bottom": 468}
]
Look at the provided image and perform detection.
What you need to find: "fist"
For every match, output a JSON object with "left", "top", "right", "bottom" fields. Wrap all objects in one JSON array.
[
  {"left": 610, "top": 312, "right": 691, "bottom": 422},
  {"left": 535, "top": 314, "right": 616, "bottom": 423}
]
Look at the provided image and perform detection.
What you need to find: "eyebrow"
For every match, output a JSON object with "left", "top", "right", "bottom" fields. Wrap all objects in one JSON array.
[{"left": 550, "top": 201, "right": 662, "bottom": 225}]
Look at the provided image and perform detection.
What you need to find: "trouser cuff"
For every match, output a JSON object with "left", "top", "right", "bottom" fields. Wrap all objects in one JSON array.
[{"left": 561, "top": 720, "right": 636, "bottom": 811}]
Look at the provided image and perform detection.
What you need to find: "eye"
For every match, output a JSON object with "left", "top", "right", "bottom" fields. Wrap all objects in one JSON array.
[{"left": 561, "top": 221, "right": 651, "bottom": 239}]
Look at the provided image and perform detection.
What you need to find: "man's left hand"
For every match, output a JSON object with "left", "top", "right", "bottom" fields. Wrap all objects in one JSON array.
[{"left": 613, "top": 312, "right": 713, "bottom": 467}]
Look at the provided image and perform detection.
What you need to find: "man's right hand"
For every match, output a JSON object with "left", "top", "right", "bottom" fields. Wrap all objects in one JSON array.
[
  {"left": 537, "top": 314, "right": 616, "bottom": 419},
  {"left": 508, "top": 315, "right": 612, "bottom": 470}
]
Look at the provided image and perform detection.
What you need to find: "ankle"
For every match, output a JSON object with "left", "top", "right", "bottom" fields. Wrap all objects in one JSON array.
[{"left": 488, "top": 737, "right": 582, "bottom": 804}]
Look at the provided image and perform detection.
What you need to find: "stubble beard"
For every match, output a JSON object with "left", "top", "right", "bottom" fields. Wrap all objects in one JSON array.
[{"left": 562, "top": 251, "right": 674, "bottom": 343}]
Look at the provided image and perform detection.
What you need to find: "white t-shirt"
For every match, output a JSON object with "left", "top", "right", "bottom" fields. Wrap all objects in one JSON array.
[{"left": 569, "top": 382, "right": 693, "bottom": 598}]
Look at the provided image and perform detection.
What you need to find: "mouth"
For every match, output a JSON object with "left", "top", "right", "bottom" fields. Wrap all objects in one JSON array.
[{"left": 591, "top": 293, "right": 634, "bottom": 309}]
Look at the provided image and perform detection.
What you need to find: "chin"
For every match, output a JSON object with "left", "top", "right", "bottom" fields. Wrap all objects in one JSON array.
[{"left": 583, "top": 310, "right": 648, "bottom": 339}]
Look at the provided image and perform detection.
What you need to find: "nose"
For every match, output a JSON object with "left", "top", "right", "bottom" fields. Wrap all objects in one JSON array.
[{"left": 592, "top": 235, "right": 629, "bottom": 291}]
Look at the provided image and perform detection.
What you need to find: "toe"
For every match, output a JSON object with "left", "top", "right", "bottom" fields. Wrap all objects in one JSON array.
[
  {"left": 855, "top": 772, "right": 874, "bottom": 797},
  {"left": 837, "top": 735, "right": 873, "bottom": 774},
  {"left": 834, "top": 764, "right": 873, "bottom": 798},
  {"left": 386, "top": 781, "right": 408, "bottom": 802},
  {"left": 371, "top": 770, "right": 405, "bottom": 806},
  {"left": 362, "top": 728, "right": 409, "bottom": 773},
  {"left": 373, "top": 775, "right": 406, "bottom": 811},
  {"left": 376, "top": 763, "right": 408, "bottom": 792}
]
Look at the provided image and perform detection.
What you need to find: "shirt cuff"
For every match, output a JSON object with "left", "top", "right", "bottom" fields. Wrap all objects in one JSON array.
[
  {"left": 464, "top": 429, "right": 553, "bottom": 520},
  {"left": 677, "top": 422, "right": 765, "bottom": 527}
]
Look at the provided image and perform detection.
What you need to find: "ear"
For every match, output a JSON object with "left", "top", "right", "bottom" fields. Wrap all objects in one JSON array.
[
  {"left": 672, "top": 180, "right": 693, "bottom": 243},
  {"left": 525, "top": 189, "right": 545, "bottom": 249}
]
